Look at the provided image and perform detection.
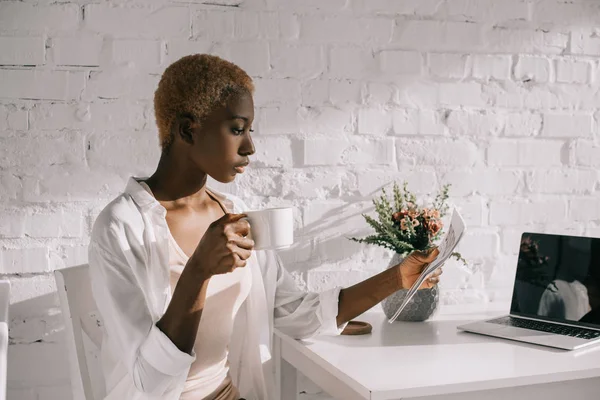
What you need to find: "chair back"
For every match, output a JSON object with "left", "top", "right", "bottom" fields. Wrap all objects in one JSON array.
[
  {"left": 0, "top": 281, "right": 10, "bottom": 400},
  {"left": 55, "top": 265, "right": 105, "bottom": 400}
]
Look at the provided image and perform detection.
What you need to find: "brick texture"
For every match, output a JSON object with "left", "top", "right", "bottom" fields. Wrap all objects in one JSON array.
[{"left": 1, "top": 1, "right": 598, "bottom": 399}]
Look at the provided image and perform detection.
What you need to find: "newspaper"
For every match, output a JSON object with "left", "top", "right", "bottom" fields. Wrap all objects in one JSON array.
[{"left": 387, "top": 209, "right": 467, "bottom": 323}]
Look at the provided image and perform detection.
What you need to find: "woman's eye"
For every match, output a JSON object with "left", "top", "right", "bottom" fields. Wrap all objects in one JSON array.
[{"left": 231, "top": 128, "right": 245, "bottom": 135}]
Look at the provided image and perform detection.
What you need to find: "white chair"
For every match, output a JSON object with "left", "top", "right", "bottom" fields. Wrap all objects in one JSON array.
[
  {"left": 55, "top": 265, "right": 106, "bottom": 400},
  {"left": 0, "top": 280, "right": 10, "bottom": 400}
]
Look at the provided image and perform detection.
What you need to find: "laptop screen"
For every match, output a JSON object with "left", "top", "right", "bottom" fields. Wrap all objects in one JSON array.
[{"left": 510, "top": 232, "right": 600, "bottom": 329}]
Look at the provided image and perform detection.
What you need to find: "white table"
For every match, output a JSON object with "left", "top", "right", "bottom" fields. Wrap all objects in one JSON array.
[{"left": 273, "top": 305, "right": 600, "bottom": 400}]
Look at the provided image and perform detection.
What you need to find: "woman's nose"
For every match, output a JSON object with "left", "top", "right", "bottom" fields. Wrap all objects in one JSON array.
[{"left": 241, "top": 132, "right": 255, "bottom": 156}]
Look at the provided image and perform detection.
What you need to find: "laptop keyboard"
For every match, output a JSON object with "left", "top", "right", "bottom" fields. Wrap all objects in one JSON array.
[{"left": 489, "top": 316, "right": 600, "bottom": 340}]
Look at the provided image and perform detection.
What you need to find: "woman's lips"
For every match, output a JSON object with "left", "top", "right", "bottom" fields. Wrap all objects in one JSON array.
[{"left": 234, "top": 165, "right": 246, "bottom": 174}]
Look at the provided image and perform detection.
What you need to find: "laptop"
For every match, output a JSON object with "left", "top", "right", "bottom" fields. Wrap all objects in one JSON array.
[{"left": 458, "top": 232, "right": 600, "bottom": 350}]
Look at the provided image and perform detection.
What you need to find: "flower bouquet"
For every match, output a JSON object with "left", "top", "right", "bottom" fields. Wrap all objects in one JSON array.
[{"left": 350, "top": 182, "right": 465, "bottom": 321}]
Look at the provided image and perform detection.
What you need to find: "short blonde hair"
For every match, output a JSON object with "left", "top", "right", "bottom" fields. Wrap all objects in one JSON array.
[{"left": 154, "top": 54, "right": 254, "bottom": 150}]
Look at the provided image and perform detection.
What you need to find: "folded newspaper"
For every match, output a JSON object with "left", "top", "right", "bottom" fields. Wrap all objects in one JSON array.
[{"left": 387, "top": 209, "right": 466, "bottom": 323}]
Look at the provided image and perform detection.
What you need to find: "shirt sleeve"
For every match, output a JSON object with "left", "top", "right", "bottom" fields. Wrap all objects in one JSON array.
[
  {"left": 88, "top": 224, "right": 194, "bottom": 396},
  {"left": 270, "top": 253, "right": 348, "bottom": 339}
]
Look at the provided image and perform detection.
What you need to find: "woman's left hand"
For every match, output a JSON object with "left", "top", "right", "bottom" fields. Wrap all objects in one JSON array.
[{"left": 396, "top": 248, "right": 443, "bottom": 290}]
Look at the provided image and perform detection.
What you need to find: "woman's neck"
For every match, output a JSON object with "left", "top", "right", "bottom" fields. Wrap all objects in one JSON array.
[{"left": 145, "top": 151, "right": 210, "bottom": 207}]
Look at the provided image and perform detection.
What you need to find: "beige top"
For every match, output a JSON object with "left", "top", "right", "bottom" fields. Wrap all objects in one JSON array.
[{"left": 140, "top": 182, "right": 251, "bottom": 400}]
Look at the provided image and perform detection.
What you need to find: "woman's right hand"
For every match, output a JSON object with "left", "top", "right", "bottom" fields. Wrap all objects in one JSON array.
[{"left": 189, "top": 213, "right": 254, "bottom": 279}]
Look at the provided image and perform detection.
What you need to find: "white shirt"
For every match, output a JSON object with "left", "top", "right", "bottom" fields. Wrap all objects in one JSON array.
[
  {"left": 538, "top": 279, "right": 591, "bottom": 321},
  {"left": 88, "top": 178, "right": 346, "bottom": 400},
  {"left": 141, "top": 181, "right": 250, "bottom": 399}
]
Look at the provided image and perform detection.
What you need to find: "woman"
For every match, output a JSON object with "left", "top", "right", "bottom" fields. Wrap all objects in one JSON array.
[{"left": 89, "top": 54, "right": 442, "bottom": 400}]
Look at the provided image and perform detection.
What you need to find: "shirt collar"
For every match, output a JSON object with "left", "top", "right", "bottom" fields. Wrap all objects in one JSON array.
[
  {"left": 125, "top": 177, "right": 161, "bottom": 212},
  {"left": 124, "top": 177, "right": 236, "bottom": 214}
]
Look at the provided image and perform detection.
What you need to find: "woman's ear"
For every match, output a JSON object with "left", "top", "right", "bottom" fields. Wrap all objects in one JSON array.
[{"left": 176, "top": 113, "right": 196, "bottom": 145}]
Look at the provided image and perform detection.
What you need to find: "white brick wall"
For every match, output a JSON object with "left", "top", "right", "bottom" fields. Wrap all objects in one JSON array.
[{"left": 1, "top": 1, "right": 599, "bottom": 399}]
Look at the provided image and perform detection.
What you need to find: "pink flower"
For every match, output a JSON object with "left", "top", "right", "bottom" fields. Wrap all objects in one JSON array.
[{"left": 400, "top": 219, "right": 408, "bottom": 230}]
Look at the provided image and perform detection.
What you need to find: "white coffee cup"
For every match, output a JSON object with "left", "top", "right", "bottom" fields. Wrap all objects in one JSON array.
[{"left": 245, "top": 207, "right": 294, "bottom": 250}]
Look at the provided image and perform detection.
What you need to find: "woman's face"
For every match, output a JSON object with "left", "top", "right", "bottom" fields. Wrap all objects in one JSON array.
[{"left": 189, "top": 92, "right": 255, "bottom": 183}]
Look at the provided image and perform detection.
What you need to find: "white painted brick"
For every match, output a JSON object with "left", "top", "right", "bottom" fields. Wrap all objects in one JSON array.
[
  {"left": 490, "top": 199, "right": 567, "bottom": 225},
  {"left": 193, "top": 10, "right": 234, "bottom": 40},
  {"left": 366, "top": 83, "right": 394, "bottom": 105},
  {"left": 85, "top": 5, "right": 189, "bottom": 38},
  {"left": 354, "top": 168, "right": 437, "bottom": 197},
  {"left": 572, "top": 140, "right": 600, "bottom": 167},
  {"left": 303, "top": 200, "right": 347, "bottom": 226},
  {"left": 270, "top": 44, "right": 325, "bottom": 79},
  {"left": 358, "top": 108, "right": 391, "bottom": 135},
  {"left": 234, "top": 11, "right": 299, "bottom": 40},
  {"left": 112, "top": 40, "right": 162, "bottom": 68},
  {"left": 25, "top": 211, "right": 83, "bottom": 238},
  {"left": 301, "top": 79, "right": 329, "bottom": 107},
  {"left": 251, "top": 137, "right": 293, "bottom": 167},
  {"left": 60, "top": 245, "right": 89, "bottom": 268},
  {"left": 484, "top": 28, "right": 568, "bottom": 54},
  {"left": 504, "top": 112, "right": 542, "bottom": 137},
  {"left": 300, "top": 16, "right": 393, "bottom": 44},
  {"left": 350, "top": 0, "right": 441, "bottom": 15},
  {"left": 472, "top": 55, "right": 511, "bottom": 81},
  {"left": 30, "top": 102, "right": 145, "bottom": 131},
  {"left": 0, "top": 3, "right": 79, "bottom": 33},
  {"left": 0, "top": 173, "right": 22, "bottom": 203},
  {"left": 392, "top": 109, "right": 444, "bottom": 136},
  {"left": 556, "top": 59, "right": 591, "bottom": 84},
  {"left": 330, "top": 80, "right": 362, "bottom": 104},
  {"left": 0, "top": 248, "right": 49, "bottom": 274},
  {"left": 534, "top": 2, "right": 600, "bottom": 26},
  {"left": 85, "top": 69, "right": 160, "bottom": 100},
  {"left": 258, "top": 106, "right": 299, "bottom": 135},
  {"left": 23, "top": 166, "right": 127, "bottom": 202},
  {"left": 0, "top": 37, "right": 44, "bottom": 66},
  {"left": 514, "top": 56, "right": 551, "bottom": 83},
  {"left": 440, "top": 82, "right": 485, "bottom": 107},
  {"left": 397, "top": 139, "right": 481, "bottom": 167},
  {"left": 7, "top": 275, "right": 58, "bottom": 305},
  {"left": 7, "top": 108, "right": 28, "bottom": 131},
  {"left": 213, "top": 42, "right": 269, "bottom": 77},
  {"left": 329, "top": 47, "right": 375, "bottom": 79},
  {"left": 51, "top": 36, "right": 103, "bottom": 67},
  {"left": 570, "top": 198, "right": 600, "bottom": 222},
  {"left": 87, "top": 130, "right": 160, "bottom": 174},
  {"left": 303, "top": 137, "right": 394, "bottom": 166},
  {"left": 166, "top": 40, "right": 212, "bottom": 64},
  {"left": 527, "top": 169, "right": 597, "bottom": 194},
  {"left": 459, "top": 231, "right": 499, "bottom": 259},
  {"left": 439, "top": 0, "right": 530, "bottom": 22},
  {"left": 0, "top": 212, "right": 26, "bottom": 238},
  {"left": 393, "top": 20, "right": 483, "bottom": 51},
  {"left": 483, "top": 80, "right": 578, "bottom": 110},
  {"left": 298, "top": 107, "right": 353, "bottom": 135},
  {"left": 8, "top": 342, "right": 70, "bottom": 386},
  {"left": 428, "top": 53, "right": 467, "bottom": 79},
  {"left": 440, "top": 169, "right": 521, "bottom": 196},
  {"left": 487, "top": 140, "right": 563, "bottom": 167},
  {"left": 254, "top": 78, "right": 301, "bottom": 107},
  {"left": 0, "top": 132, "right": 84, "bottom": 171},
  {"left": 279, "top": 169, "right": 346, "bottom": 200},
  {"left": 571, "top": 29, "right": 600, "bottom": 56},
  {"left": 266, "top": 0, "right": 347, "bottom": 12},
  {"left": 446, "top": 110, "right": 503, "bottom": 137},
  {"left": 0, "top": 70, "right": 85, "bottom": 101},
  {"left": 542, "top": 113, "right": 592, "bottom": 138},
  {"left": 380, "top": 50, "right": 422, "bottom": 75}
]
